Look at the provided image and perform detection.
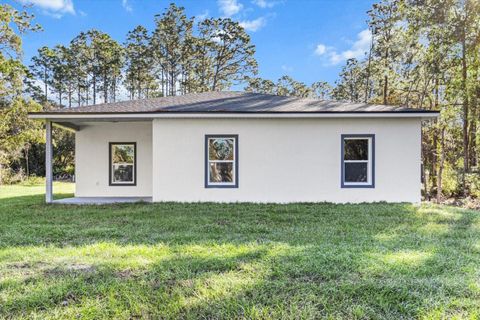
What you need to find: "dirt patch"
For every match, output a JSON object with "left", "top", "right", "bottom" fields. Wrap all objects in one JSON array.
[
  {"left": 8, "top": 262, "right": 31, "bottom": 269},
  {"left": 216, "top": 219, "right": 230, "bottom": 226},
  {"left": 44, "top": 263, "right": 96, "bottom": 277},
  {"left": 66, "top": 263, "right": 95, "bottom": 272},
  {"left": 178, "top": 278, "right": 195, "bottom": 288},
  {"left": 61, "top": 292, "right": 78, "bottom": 307},
  {"left": 116, "top": 269, "right": 134, "bottom": 279}
]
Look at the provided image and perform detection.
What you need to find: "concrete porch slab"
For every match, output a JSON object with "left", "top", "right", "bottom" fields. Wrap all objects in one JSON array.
[{"left": 53, "top": 197, "right": 152, "bottom": 205}]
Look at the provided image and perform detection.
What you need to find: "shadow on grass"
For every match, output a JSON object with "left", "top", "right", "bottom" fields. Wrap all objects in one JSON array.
[
  {"left": 0, "top": 193, "right": 479, "bottom": 318},
  {"left": 2, "top": 246, "right": 272, "bottom": 318}
]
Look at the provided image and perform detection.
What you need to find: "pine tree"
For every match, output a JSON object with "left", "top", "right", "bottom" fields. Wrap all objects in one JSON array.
[
  {"left": 124, "top": 26, "right": 156, "bottom": 99},
  {"left": 197, "top": 18, "right": 258, "bottom": 91},
  {"left": 151, "top": 4, "right": 193, "bottom": 96}
]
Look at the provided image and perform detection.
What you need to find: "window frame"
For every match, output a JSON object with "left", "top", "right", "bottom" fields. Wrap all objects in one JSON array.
[
  {"left": 205, "top": 134, "right": 239, "bottom": 188},
  {"left": 109, "top": 142, "right": 137, "bottom": 186},
  {"left": 341, "top": 134, "right": 375, "bottom": 188}
]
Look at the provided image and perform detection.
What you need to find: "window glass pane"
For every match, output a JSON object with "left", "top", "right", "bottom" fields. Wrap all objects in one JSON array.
[
  {"left": 209, "top": 138, "right": 234, "bottom": 161},
  {"left": 209, "top": 162, "right": 233, "bottom": 183},
  {"left": 112, "top": 145, "right": 135, "bottom": 164},
  {"left": 345, "top": 162, "right": 368, "bottom": 183},
  {"left": 344, "top": 139, "right": 368, "bottom": 160},
  {"left": 112, "top": 164, "right": 133, "bottom": 183}
]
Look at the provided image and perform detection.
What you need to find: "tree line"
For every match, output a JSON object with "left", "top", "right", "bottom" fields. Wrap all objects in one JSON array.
[
  {"left": 30, "top": 3, "right": 257, "bottom": 107},
  {"left": 1, "top": 0, "right": 479, "bottom": 202}
]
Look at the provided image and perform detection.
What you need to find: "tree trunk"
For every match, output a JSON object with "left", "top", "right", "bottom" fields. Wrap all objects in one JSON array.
[
  {"left": 421, "top": 127, "right": 428, "bottom": 200},
  {"left": 103, "top": 71, "right": 108, "bottom": 103},
  {"left": 461, "top": 33, "right": 469, "bottom": 196},
  {"left": 476, "top": 85, "right": 480, "bottom": 167},
  {"left": 364, "top": 35, "right": 373, "bottom": 103},
  {"left": 78, "top": 83, "right": 81, "bottom": 106},
  {"left": 431, "top": 77, "right": 440, "bottom": 195},
  {"left": 470, "top": 101, "right": 477, "bottom": 168},
  {"left": 383, "top": 47, "right": 389, "bottom": 105},
  {"left": 24, "top": 145, "right": 30, "bottom": 178},
  {"left": 138, "top": 70, "right": 142, "bottom": 99},
  {"left": 93, "top": 75, "right": 97, "bottom": 105},
  {"left": 170, "top": 70, "right": 175, "bottom": 96},
  {"left": 469, "top": 58, "right": 478, "bottom": 168},
  {"left": 44, "top": 67, "right": 48, "bottom": 98},
  {"left": 113, "top": 77, "right": 116, "bottom": 102},
  {"left": 437, "top": 127, "right": 446, "bottom": 203},
  {"left": 423, "top": 165, "right": 428, "bottom": 201},
  {"left": 349, "top": 69, "right": 355, "bottom": 101},
  {"left": 212, "top": 62, "right": 220, "bottom": 91},
  {"left": 161, "top": 68, "right": 165, "bottom": 97}
]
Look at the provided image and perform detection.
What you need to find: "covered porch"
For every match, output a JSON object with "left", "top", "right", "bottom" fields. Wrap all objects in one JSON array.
[{"left": 42, "top": 119, "right": 153, "bottom": 204}]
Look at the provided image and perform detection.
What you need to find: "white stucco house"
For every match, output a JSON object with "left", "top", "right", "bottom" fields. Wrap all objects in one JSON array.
[{"left": 29, "top": 91, "right": 438, "bottom": 204}]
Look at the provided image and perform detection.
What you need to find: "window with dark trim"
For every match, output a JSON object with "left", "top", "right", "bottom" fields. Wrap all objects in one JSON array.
[
  {"left": 341, "top": 134, "right": 374, "bottom": 188},
  {"left": 205, "top": 135, "right": 238, "bottom": 188},
  {"left": 109, "top": 142, "right": 136, "bottom": 186}
]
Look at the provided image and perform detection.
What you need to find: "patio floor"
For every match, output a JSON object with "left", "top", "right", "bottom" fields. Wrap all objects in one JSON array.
[{"left": 53, "top": 197, "right": 152, "bottom": 205}]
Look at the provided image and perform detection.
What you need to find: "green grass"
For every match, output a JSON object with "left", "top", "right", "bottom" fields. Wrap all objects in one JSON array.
[{"left": 0, "top": 184, "right": 479, "bottom": 319}]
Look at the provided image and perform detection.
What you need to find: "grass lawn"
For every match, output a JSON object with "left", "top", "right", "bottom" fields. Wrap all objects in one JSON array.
[{"left": 0, "top": 184, "right": 479, "bottom": 319}]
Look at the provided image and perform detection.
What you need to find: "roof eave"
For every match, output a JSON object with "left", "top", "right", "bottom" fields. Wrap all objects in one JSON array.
[{"left": 28, "top": 111, "right": 440, "bottom": 121}]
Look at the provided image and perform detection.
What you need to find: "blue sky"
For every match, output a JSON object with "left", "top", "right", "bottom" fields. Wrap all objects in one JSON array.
[{"left": 9, "top": 0, "right": 375, "bottom": 86}]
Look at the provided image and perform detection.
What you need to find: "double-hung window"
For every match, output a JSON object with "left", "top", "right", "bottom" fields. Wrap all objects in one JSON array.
[
  {"left": 109, "top": 142, "right": 136, "bottom": 186},
  {"left": 341, "top": 135, "right": 374, "bottom": 188},
  {"left": 205, "top": 135, "right": 238, "bottom": 188}
]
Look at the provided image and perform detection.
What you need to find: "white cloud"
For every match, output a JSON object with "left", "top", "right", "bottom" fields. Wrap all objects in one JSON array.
[
  {"left": 240, "top": 17, "right": 267, "bottom": 32},
  {"left": 340, "top": 29, "right": 371, "bottom": 59},
  {"left": 252, "top": 0, "right": 279, "bottom": 8},
  {"left": 122, "top": 0, "right": 132, "bottom": 12},
  {"left": 239, "top": 17, "right": 267, "bottom": 32},
  {"left": 19, "top": 0, "right": 75, "bottom": 16},
  {"left": 314, "top": 44, "right": 327, "bottom": 56},
  {"left": 281, "top": 65, "right": 293, "bottom": 72},
  {"left": 314, "top": 29, "right": 372, "bottom": 65},
  {"left": 217, "top": 0, "right": 270, "bottom": 32},
  {"left": 218, "top": 0, "right": 243, "bottom": 17}
]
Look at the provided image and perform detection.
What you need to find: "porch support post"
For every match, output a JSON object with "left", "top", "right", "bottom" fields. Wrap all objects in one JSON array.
[{"left": 45, "top": 120, "right": 53, "bottom": 203}]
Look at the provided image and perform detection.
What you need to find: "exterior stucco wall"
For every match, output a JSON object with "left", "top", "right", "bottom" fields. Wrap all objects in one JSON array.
[
  {"left": 75, "top": 122, "right": 152, "bottom": 197},
  {"left": 152, "top": 118, "right": 421, "bottom": 203}
]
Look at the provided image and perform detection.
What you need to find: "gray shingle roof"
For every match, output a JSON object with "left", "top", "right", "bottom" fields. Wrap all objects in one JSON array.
[{"left": 39, "top": 91, "right": 436, "bottom": 114}]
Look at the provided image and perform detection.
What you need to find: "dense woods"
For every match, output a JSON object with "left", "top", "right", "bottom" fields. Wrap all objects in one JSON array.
[{"left": 1, "top": 0, "right": 479, "bottom": 202}]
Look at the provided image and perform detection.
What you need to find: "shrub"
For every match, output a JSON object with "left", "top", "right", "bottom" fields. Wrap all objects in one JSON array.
[
  {"left": 466, "top": 168, "right": 480, "bottom": 198},
  {"left": 440, "top": 163, "right": 460, "bottom": 198},
  {"left": 18, "top": 175, "right": 45, "bottom": 186},
  {"left": 0, "top": 167, "right": 25, "bottom": 185}
]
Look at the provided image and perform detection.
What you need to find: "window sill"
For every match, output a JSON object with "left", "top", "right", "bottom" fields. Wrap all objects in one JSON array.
[
  {"left": 341, "top": 183, "right": 375, "bottom": 189},
  {"left": 205, "top": 184, "right": 238, "bottom": 189}
]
